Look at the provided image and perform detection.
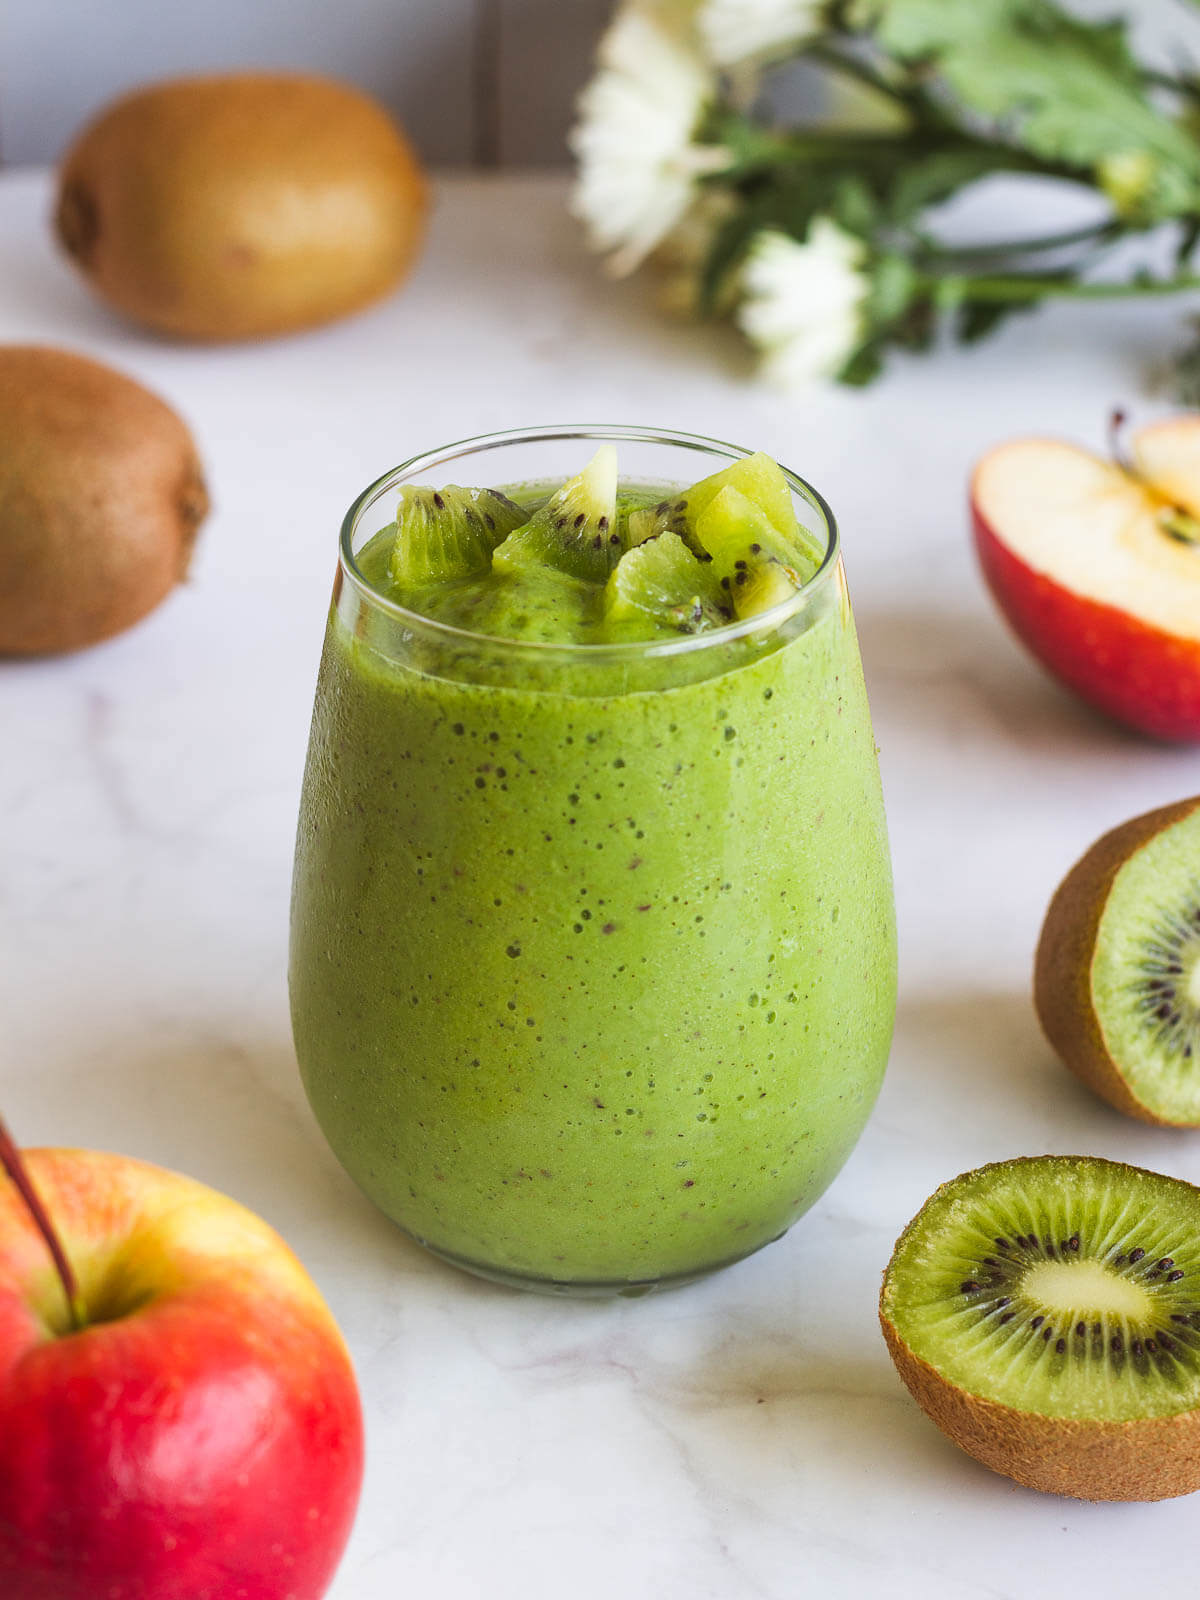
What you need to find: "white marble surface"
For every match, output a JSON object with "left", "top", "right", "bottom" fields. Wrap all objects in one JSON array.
[{"left": 3, "top": 167, "right": 1200, "bottom": 1597}]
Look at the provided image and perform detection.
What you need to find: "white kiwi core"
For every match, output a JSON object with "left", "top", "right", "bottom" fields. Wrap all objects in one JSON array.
[{"left": 1021, "top": 1259, "right": 1153, "bottom": 1320}]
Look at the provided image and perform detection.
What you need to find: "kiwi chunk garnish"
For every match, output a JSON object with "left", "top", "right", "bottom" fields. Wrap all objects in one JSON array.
[
  {"left": 388, "top": 485, "right": 527, "bottom": 586},
  {"left": 1036, "top": 796, "right": 1200, "bottom": 1126},
  {"left": 625, "top": 496, "right": 707, "bottom": 557},
  {"left": 880, "top": 1155, "right": 1200, "bottom": 1501},
  {"left": 694, "top": 486, "right": 809, "bottom": 620},
  {"left": 604, "top": 532, "right": 732, "bottom": 638},
  {"left": 492, "top": 445, "right": 620, "bottom": 583}
]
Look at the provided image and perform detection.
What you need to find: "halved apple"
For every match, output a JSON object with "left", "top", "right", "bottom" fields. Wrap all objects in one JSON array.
[{"left": 971, "top": 420, "right": 1200, "bottom": 740}]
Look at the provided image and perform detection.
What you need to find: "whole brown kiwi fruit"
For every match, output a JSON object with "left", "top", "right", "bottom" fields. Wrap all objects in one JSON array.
[
  {"left": 55, "top": 73, "right": 428, "bottom": 341},
  {"left": 0, "top": 346, "right": 208, "bottom": 654}
]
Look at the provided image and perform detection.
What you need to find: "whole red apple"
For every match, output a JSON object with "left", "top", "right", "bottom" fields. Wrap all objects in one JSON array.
[
  {"left": 971, "top": 418, "right": 1200, "bottom": 740},
  {"left": 0, "top": 1144, "right": 363, "bottom": 1600}
]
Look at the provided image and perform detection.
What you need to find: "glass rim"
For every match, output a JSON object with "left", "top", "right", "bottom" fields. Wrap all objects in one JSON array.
[{"left": 338, "top": 424, "right": 842, "bottom": 660}]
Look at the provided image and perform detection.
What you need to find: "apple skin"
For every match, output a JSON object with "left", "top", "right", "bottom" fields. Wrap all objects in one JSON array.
[
  {"left": 972, "top": 472, "right": 1200, "bottom": 743},
  {"left": 0, "top": 1149, "right": 363, "bottom": 1600}
]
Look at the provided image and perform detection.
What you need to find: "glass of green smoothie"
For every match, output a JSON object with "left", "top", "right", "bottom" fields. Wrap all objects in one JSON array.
[{"left": 290, "top": 425, "right": 896, "bottom": 1295}]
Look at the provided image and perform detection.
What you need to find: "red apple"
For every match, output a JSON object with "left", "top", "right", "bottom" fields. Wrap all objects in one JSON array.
[
  {"left": 0, "top": 1141, "right": 363, "bottom": 1600},
  {"left": 971, "top": 418, "right": 1200, "bottom": 740}
]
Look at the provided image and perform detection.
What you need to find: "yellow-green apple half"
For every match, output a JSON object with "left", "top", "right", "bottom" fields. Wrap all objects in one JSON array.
[
  {"left": 971, "top": 418, "right": 1200, "bottom": 740},
  {"left": 0, "top": 1140, "right": 363, "bottom": 1600}
]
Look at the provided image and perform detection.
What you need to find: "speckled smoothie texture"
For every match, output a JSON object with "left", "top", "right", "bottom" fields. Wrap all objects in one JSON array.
[{"left": 290, "top": 570, "right": 896, "bottom": 1287}]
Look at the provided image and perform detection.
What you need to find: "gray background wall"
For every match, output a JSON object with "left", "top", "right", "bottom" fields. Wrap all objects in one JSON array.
[
  {"left": 0, "top": 0, "right": 613, "bottom": 168},
  {"left": 2, "top": 0, "right": 1197, "bottom": 170}
]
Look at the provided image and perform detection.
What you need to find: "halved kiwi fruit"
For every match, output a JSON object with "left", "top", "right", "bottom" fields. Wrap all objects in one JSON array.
[
  {"left": 492, "top": 445, "right": 619, "bottom": 582},
  {"left": 389, "top": 485, "right": 527, "bottom": 586},
  {"left": 1035, "top": 797, "right": 1200, "bottom": 1126},
  {"left": 880, "top": 1155, "right": 1200, "bottom": 1501},
  {"left": 604, "top": 531, "right": 731, "bottom": 637}
]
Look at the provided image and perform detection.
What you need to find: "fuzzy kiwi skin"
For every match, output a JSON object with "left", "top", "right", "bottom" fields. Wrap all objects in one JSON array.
[
  {"left": 880, "top": 1313, "right": 1200, "bottom": 1501},
  {"left": 0, "top": 346, "right": 208, "bottom": 655},
  {"left": 55, "top": 73, "right": 428, "bottom": 341},
  {"left": 1034, "top": 797, "right": 1200, "bottom": 1126},
  {"left": 879, "top": 1157, "right": 1200, "bottom": 1502}
]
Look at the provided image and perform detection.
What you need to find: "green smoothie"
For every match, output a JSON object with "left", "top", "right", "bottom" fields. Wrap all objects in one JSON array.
[{"left": 290, "top": 440, "right": 896, "bottom": 1290}]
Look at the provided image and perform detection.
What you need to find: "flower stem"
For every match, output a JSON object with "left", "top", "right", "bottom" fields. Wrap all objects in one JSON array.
[
  {"left": 930, "top": 271, "right": 1200, "bottom": 305},
  {"left": 916, "top": 220, "right": 1123, "bottom": 264},
  {"left": 0, "top": 1117, "right": 86, "bottom": 1333}
]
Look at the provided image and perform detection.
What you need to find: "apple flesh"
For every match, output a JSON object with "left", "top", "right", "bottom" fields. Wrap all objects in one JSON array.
[
  {"left": 0, "top": 1148, "right": 363, "bottom": 1600},
  {"left": 971, "top": 423, "right": 1200, "bottom": 740}
]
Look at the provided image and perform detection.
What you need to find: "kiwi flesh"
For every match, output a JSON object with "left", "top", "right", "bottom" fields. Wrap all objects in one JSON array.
[
  {"left": 694, "top": 486, "right": 809, "bottom": 619},
  {"left": 493, "top": 445, "right": 620, "bottom": 582},
  {"left": 604, "top": 531, "right": 731, "bottom": 637},
  {"left": 880, "top": 1155, "right": 1200, "bottom": 1501},
  {"left": 55, "top": 73, "right": 427, "bottom": 341},
  {"left": 0, "top": 345, "right": 208, "bottom": 655},
  {"left": 1035, "top": 797, "right": 1200, "bottom": 1126},
  {"left": 625, "top": 495, "right": 708, "bottom": 557},
  {"left": 389, "top": 486, "right": 527, "bottom": 586},
  {"left": 626, "top": 451, "right": 822, "bottom": 568}
]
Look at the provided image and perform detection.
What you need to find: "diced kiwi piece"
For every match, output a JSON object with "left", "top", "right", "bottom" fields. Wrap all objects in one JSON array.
[
  {"left": 685, "top": 451, "right": 822, "bottom": 566},
  {"left": 1035, "top": 796, "right": 1200, "bottom": 1126},
  {"left": 492, "top": 445, "right": 620, "bottom": 582},
  {"left": 880, "top": 1154, "right": 1200, "bottom": 1501},
  {"left": 693, "top": 486, "right": 809, "bottom": 620},
  {"left": 624, "top": 494, "right": 707, "bottom": 557},
  {"left": 389, "top": 485, "right": 528, "bottom": 586},
  {"left": 604, "top": 532, "right": 731, "bottom": 638}
]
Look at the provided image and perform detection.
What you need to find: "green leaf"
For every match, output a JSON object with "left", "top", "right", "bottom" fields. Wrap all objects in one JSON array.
[
  {"left": 848, "top": 0, "right": 1200, "bottom": 220},
  {"left": 884, "top": 147, "right": 1021, "bottom": 224},
  {"left": 954, "top": 297, "right": 1034, "bottom": 344},
  {"left": 868, "top": 252, "right": 918, "bottom": 324},
  {"left": 837, "top": 342, "right": 885, "bottom": 385}
]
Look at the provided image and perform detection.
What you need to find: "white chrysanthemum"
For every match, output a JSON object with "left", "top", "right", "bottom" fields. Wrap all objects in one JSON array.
[
  {"left": 570, "top": 4, "right": 727, "bottom": 277},
  {"left": 698, "top": 0, "right": 828, "bottom": 67},
  {"left": 737, "top": 220, "right": 871, "bottom": 387}
]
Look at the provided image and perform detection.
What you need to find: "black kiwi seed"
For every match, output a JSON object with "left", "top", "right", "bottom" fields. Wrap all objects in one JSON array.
[
  {"left": 1130, "top": 1247, "right": 1146, "bottom": 1263},
  {"left": 1130, "top": 896, "right": 1200, "bottom": 1061}
]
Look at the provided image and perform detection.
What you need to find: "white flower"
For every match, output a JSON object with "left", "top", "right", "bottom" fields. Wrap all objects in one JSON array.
[
  {"left": 570, "top": 3, "right": 727, "bottom": 277},
  {"left": 736, "top": 220, "right": 871, "bottom": 387},
  {"left": 698, "top": 0, "right": 828, "bottom": 67}
]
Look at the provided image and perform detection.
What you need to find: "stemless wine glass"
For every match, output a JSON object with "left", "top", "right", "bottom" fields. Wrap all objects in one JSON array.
[{"left": 290, "top": 426, "right": 896, "bottom": 1296}]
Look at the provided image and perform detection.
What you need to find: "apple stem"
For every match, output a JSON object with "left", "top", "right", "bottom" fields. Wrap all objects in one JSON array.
[
  {"left": 1108, "top": 408, "right": 1133, "bottom": 476},
  {"left": 0, "top": 1117, "right": 87, "bottom": 1333}
]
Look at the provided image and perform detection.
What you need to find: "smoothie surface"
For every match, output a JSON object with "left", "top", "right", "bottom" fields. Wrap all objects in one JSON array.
[{"left": 356, "top": 448, "right": 824, "bottom": 647}]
